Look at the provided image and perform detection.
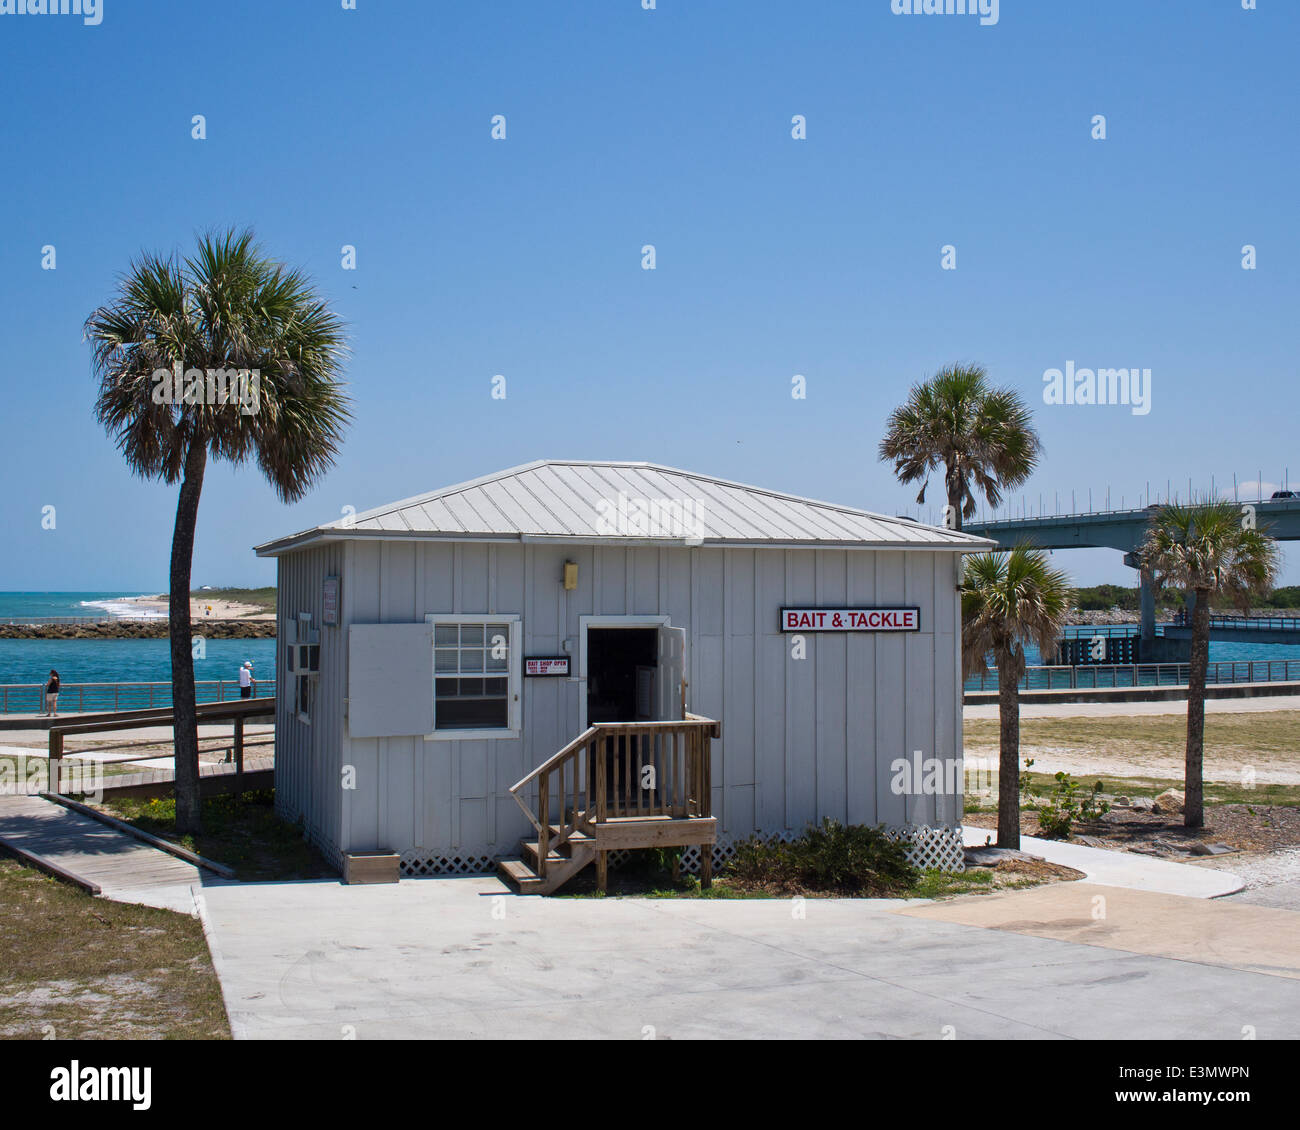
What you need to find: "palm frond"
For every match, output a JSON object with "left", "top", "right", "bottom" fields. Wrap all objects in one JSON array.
[
  {"left": 961, "top": 546, "right": 1073, "bottom": 679},
  {"left": 86, "top": 227, "right": 352, "bottom": 497},
  {"left": 879, "top": 363, "right": 1041, "bottom": 521}
]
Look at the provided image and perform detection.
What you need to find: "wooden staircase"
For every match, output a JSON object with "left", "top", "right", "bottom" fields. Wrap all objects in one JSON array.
[
  {"left": 498, "top": 825, "right": 596, "bottom": 895},
  {"left": 498, "top": 715, "right": 719, "bottom": 895}
]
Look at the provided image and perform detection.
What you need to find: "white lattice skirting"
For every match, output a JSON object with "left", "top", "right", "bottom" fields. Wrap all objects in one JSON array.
[{"left": 395, "top": 823, "right": 965, "bottom": 878}]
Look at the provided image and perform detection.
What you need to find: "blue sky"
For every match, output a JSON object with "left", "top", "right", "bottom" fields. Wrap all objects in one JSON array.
[{"left": 1, "top": 0, "right": 1296, "bottom": 591}]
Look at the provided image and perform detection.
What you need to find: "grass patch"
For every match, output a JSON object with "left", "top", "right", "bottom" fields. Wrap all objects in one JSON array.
[
  {"left": 962, "top": 769, "right": 1300, "bottom": 814},
  {"left": 101, "top": 789, "right": 334, "bottom": 882},
  {"left": 560, "top": 857, "right": 1058, "bottom": 900},
  {"left": 190, "top": 586, "right": 276, "bottom": 611},
  {"left": 908, "top": 869, "right": 995, "bottom": 898},
  {"left": 964, "top": 711, "right": 1300, "bottom": 766},
  {"left": 0, "top": 857, "right": 229, "bottom": 1039},
  {"left": 560, "top": 822, "right": 1075, "bottom": 900}
]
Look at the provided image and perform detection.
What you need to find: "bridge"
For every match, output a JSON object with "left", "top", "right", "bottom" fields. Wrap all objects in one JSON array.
[
  {"left": 1162, "top": 614, "right": 1300, "bottom": 645},
  {"left": 964, "top": 496, "right": 1300, "bottom": 644}
]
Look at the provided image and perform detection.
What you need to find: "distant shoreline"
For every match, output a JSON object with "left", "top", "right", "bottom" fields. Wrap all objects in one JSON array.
[
  {"left": 117, "top": 593, "right": 276, "bottom": 622},
  {"left": 0, "top": 591, "right": 276, "bottom": 639}
]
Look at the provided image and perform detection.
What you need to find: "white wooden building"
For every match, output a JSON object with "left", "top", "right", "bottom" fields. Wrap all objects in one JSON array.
[{"left": 254, "top": 460, "right": 990, "bottom": 887}]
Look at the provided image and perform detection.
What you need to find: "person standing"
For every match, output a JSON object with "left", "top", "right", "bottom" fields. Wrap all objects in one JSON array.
[
  {"left": 238, "top": 660, "right": 253, "bottom": 699},
  {"left": 43, "top": 669, "right": 60, "bottom": 717}
]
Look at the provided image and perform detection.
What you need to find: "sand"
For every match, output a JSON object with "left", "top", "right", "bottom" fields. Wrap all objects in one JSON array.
[{"left": 116, "top": 594, "right": 275, "bottom": 622}]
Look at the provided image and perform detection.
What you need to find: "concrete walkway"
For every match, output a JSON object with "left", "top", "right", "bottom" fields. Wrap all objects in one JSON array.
[
  {"left": 0, "top": 722, "right": 274, "bottom": 746},
  {"left": 0, "top": 795, "right": 200, "bottom": 914},
  {"left": 961, "top": 826, "right": 1244, "bottom": 897},
  {"left": 197, "top": 875, "right": 1300, "bottom": 1040},
  {"left": 897, "top": 882, "right": 1300, "bottom": 981}
]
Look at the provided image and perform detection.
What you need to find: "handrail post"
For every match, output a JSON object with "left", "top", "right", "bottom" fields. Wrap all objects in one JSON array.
[
  {"left": 49, "top": 730, "right": 62, "bottom": 794},
  {"left": 703, "top": 727, "right": 713, "bottom": 818},
  {"left": 594, "top": 734, "right": 606, "bottom": 824},
  {"left": 538, "top": 774, "right": 549, "bottom": 879},
  {"left": 234, "top": 715, "right": 245, "bottom": 793}
]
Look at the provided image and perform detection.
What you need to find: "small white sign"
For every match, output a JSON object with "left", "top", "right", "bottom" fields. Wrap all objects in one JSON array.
[
  {"left": 525, "top": 656, "right": 570, "bottom": 677},
  {"left": 323, "top": 577, "right": 340, "bottom": 626}
]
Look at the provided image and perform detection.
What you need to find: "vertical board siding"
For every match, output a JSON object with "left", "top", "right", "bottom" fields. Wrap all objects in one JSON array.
[
  {"left": 814, "top": 552, "right": 848, "bottom": 825},
  {"left": 873, "top": 552, "right": 908, "bottom": 831},
  {"left": 274, "top": 541, "right": 347, "bottom": 867},
  {"left": 723, "top": 551, "right": 756, "bottom": 834},
  {"left": 845, "top": 551, "right": 877, "bottom": 824},
  {"left": 286, "top": 539, "right": 964, "bottom": 865},
  {"left": 783, "top": 550, "right": 817, "bottom": 830}
]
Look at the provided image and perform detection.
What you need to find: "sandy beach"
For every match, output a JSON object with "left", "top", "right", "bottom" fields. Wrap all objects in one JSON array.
[{"left": 116, "top": 594, "right": 275, "bottom": 622}]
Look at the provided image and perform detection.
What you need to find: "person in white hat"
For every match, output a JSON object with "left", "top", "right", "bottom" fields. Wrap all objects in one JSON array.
[{"left": 238, "top": 660, "right": 255, "bottom": 699}]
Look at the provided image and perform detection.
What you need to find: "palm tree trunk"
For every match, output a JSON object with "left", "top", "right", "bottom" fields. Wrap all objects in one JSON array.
[
  {"left": 996, "top": 653, "right": 1021, "bottom": 849},
  {"left": 1184, "top": 586, "right": 1210, "bottom": 828},
  {"left": 946, "top": 473, "right": 964, "bottom": 532},
  {"left": 170, "top": 436, "right": 208, "bottom": 835}
]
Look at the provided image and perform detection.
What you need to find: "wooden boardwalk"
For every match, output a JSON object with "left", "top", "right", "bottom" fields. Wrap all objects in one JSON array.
[{"left": 0, "top": 795, "right": 202, "bottom": 914}]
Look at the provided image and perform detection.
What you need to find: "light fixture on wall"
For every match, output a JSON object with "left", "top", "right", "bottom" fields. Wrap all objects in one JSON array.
[{"left": 563, "top": 561, "right": 578, "bottom": 590}]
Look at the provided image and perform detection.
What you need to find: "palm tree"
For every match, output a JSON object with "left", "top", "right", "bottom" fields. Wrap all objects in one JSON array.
[
  {"left": 1139, "top": 500, "right": 1279, "bottom": 828},
  {"left": 879, "top": 364, "right": 1041, "bottom": 531},
  {"left": 86, "top": 229, "right": 350, "bottom": 834},
  {"left": 961, "top": 547, "right": 1073, "bottom": 849}
]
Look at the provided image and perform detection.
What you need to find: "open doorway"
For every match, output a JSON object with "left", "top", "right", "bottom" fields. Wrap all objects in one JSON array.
[{"left": 586, "top": 628, "right": 658, "bottom": 724}]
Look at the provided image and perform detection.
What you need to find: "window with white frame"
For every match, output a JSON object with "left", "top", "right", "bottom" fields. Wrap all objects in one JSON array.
[
  {"left": 426, "top": 615, "right": 520, "bottom": 736},
  {"left": 287, "top": 612, "right": 319, "bottom": 724}
]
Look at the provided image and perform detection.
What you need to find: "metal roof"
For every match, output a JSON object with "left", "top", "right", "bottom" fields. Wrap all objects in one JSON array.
[{"left": 254, "top": 460, "right": 995, "bottom": 556}]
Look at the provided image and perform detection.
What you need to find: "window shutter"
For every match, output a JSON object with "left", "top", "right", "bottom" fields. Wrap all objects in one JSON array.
[{"left": 347, "top": 623, "right": 435, "bottom": 737}]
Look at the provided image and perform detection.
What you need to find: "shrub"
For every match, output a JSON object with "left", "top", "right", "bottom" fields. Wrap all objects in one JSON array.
[
  {"left": 1031, "top": 771, "right": 1110, "bottom": 839},
  {"left": 725, "top": 820, "right": 919, "bottom": 895}
]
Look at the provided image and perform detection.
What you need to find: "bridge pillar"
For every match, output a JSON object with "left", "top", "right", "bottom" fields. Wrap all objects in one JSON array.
[
  {"left": 1140, "top": 568, "right": 1156, "bottom": 642},
  {"left": 1124, "top": 551, "right": 1157, "bottom": 642}
]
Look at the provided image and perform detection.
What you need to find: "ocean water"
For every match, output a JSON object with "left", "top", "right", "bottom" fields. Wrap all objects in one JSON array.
[
  {"left": 0, "top": 593, "right": 276, "bottom": 688},
  {"left": 0, "top": 637, "right": 278, "bottom": 686},
  {"left": 0, "top": 595, "right": 1294, "bottom": 689},
  {"left": 0, "top": 591, "right": 164, "bottom": 620}
]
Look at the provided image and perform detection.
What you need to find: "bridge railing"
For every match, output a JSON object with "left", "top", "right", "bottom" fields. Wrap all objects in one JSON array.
[
  {"left": 0, "top": 680, "right": 276, "bottom": 715},
  {"left": 1204, "top": 615, "right": 1300, "bottom": 632},
  {"left": 1059, "top": 624, "right": 1165, "bottom": 639},
  {"left": 966, "top": 659, "right": 1300, "bottom": 692}
]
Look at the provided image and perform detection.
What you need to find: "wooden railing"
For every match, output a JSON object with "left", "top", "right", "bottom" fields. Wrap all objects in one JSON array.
[
  {"left": 509, "top": 714, "right": 719, "bottom": 880},
  {"left": 46, "top": 697, "right": 276, "bottom": 796},
  {"left": 0, "top": 680, "right": 275, "bottom": 715}
]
